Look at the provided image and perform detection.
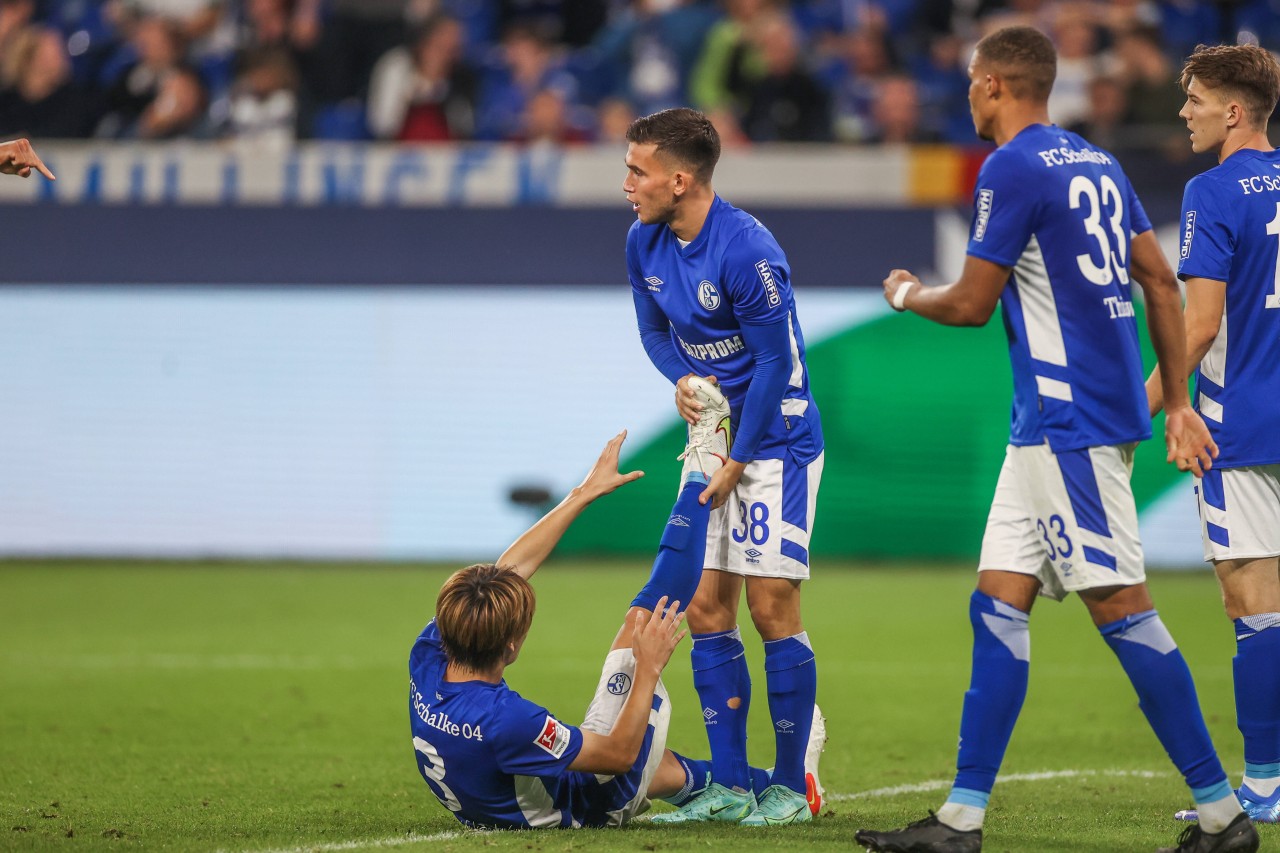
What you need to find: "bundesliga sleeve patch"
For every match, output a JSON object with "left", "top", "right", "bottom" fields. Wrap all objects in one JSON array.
[
  {"left": 533, "top": 715, "right": 571, "bottom": 759},
  {"left": 1181, "top": 210, "right": 1196, "bottom": 259},
  {"left": 973, "top": 189, "right": 993, "bottom": 242},
  {"left": 755, "top": 260, "right": 782, "bottom": 306}
]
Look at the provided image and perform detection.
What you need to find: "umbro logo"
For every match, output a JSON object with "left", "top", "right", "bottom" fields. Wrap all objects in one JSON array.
[
  {"left": 668, "top": 514, "right": 690, "bottom": 527},
  {"left": 777, "top": 719, "right": 795, "bottom": 731},
  {"left": 703, "top": 707, "right": 717, "bottom": 720},
  {"left": 744, "top": 548, "right": 763, "bottom": 558},
  {"left": 645, "top": 276, "right": 663, "bottom": 292}
]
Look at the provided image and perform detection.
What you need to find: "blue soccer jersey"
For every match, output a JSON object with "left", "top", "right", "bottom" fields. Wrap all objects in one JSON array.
[
  {"left": 629, "top": 195, "right": 823, "bottom": 465},
  {"left": 409, "top": 621, "right": 605, "bottom": 829},
  {"left": 1177, "top": 147, "right": 1280, "bottom": 468},
  {"left": 967, "top": 124, "right": 1153, "bottom": 452}
]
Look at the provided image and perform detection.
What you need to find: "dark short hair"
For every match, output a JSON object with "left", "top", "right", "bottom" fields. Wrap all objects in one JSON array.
[
  {"left": 1180, "top": 43, "right": 1280, "bottom": 130},
  {"left": 625, "top": 107, "right": 721, "bottom": 184},
  {"left": 435, "top": 564, "right": 535, "bottom": 672},
  {"left": 975, "top": 26, "right": 1058, "bottom": 101}
]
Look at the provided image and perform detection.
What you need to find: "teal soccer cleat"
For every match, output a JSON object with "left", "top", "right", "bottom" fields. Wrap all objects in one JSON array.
[
  {"left": 740, "top": 784, "right": 812, "bottom": 826},
  {"left": 650, "top": 782, "right": 755, "bottom": 824}
]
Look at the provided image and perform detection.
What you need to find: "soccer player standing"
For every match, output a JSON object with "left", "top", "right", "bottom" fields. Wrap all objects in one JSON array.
[
  {"left": 1144, "top": 43, "right": 1280, "bottom": 827},
  {"left": 854, "top": 27, "right": 1257, "bottom": 853},
  {"left": 624, "top": 108, "right": 825, "bottom": 825}
]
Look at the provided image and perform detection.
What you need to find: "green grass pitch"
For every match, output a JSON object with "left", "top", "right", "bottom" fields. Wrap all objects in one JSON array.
[{"left": 1, "top": 560, "right": 1273, "bottom": 852}]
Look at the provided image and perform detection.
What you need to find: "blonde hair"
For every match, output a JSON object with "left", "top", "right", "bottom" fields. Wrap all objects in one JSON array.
[{"left": 435, "top": 564, "right": 536, "bottom": 672}]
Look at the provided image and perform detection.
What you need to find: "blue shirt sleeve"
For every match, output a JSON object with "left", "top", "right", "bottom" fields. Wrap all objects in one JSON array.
[
  {"left": 721, "top": 230, "right": 793, "bottom": 461},
  {"left": 633, "top": 290, "right": 688, "bottom": 385},
  {"left": 966, "top": 149, "right": 1037, "bottom": 268},
  {"left": 630, "top": 226, "right": 687, "bottom": 385},
  {"left": 1177, "top": 174, "right": 1233, "bottom": 283},
  {"left": 721, "top": 231, "right": 792, "bottom": 326},
  {"left": 733, "top": 318, "right": 791, "bottom": 462},
  {"left": 490, "top": 696, "right": 584, "bottom": 776}
]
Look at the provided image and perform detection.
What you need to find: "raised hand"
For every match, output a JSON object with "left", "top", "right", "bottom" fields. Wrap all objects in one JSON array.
[
  {"left": 631, "top": 596, "right": 687, "bottom": 679},
  {"left": 576, "top": 430, "right": 645, "bottom": 501}
]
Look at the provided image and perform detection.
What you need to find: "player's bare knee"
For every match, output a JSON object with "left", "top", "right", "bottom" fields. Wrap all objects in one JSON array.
[
  {"left": 976, "top": 570, "right": 1039, "bottom": 613},
  {"left": 1214, "top": 556, "right": 1280, "bottom": 619},
  {"left": 1081, "top": 583, "right": 1154, "bottom": 626},
  {"left": 685, "top": 596, "right": 734, "bottom": 633},
  {"left": 746, "top": 595, "right": 802, "bottom": 639}
]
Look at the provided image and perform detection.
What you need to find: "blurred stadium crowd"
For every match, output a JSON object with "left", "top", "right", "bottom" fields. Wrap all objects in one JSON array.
[{"left": 0, "top": 0, "right": 1278, "bottom": 148}]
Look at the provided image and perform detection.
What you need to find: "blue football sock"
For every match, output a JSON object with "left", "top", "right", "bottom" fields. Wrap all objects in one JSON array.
[
  {"left": 1235, "top": 616, "right": 1280, "bottom": 791},
  {"left": 750, "top": 765, "right": 773, "bottom": 800},
  {"left": 660, "top": 754, "right": 771, "bottom": 806},
  {"left": 1101, "top": 610, "right": 1230, "bottom": 797},
  {"left": 950, "top": 590, "right": 1030, "bottom": 803},
  {"left": 692, "top": 627, "right": 752, "bottom": 792},
  {"left": 630, "top": 483, "right": 709, "bottom": 613},
  {"left": 763, "top": 632, "right": 816, "bottom": 794},
  {"left": 662, "top": 752, "right": 713, "bottom": 806}
]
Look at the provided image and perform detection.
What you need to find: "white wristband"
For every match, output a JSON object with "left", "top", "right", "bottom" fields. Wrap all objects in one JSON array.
[{"left": 892, "top": 280, "right": 916, "bottom": 312}]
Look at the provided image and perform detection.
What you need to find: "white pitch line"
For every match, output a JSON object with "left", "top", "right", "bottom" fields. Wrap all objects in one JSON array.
[
  {"left": 222, "top": 830, "right": 464, "bottom": 853},
  {"left": 224, "top": 769, "right": 1172, "bottom": 852},
  {"left": 828, "top": 768, "right": 1168, "bottom": 802}
]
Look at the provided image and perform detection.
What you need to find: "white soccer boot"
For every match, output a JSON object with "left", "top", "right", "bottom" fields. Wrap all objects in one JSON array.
[
  {"left": 677, "top": 377, "right": 731, "bottom": 483},
  {"left": 805, "top": 704, "right": 827, "bottom": 816}
]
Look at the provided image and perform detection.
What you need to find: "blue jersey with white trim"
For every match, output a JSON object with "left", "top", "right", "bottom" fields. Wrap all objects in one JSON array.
[
  {"left": 408, "top": 620, "right": 592, "bottom": 829},
  {"left": 628, "top": 195, "right": 823, "bottom": 464},
  {"left": 967, "top": 124, "right": 1152, "bottom": 452},
  {"left": 1177, "top": 147, "right": 1280, "bottom": 467}
]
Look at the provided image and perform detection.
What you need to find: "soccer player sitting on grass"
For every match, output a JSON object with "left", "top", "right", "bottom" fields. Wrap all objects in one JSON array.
[{"left": 408, "top": 398, "right": 825, "bottom": 829}]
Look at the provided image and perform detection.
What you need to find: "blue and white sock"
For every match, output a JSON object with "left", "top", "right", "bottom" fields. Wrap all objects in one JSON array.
[
  {"left": 1101, "top": 609, "right": 1238, "bottom": 832},
  {"left": 941, "top": 590, "right": 1031, "bottom": 831},
  {"left": 763, "top": 632, "right": 816, "bottom": 795},
  {"left": 661, "top": 752, "right": 712, "bottom": 806},
  {"left": 691, "top": 627, "right": 752, "bottom": 792},
  {"left": 630, "top": 483, "right": 709, "bottom": 614},
  {"left": 1235, "top": 615, "right": 1280, "bottom": 799},
  {"left": 660, "top": 752, "right": 771, "bottom": 806}
]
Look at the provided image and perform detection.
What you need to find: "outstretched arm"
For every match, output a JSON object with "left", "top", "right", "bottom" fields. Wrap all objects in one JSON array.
[
  {"left": 1133, "top": 230, "right": 1219, "bottom": 477},
  {"left": 569, "top": 597, "right": 686, "bottom": 774},
  {"left": 0, "top": 139, "right": 55, "bottom": 180},
  {"left": 882, "top": 255, "right": 1009, "bottom": 327},
  {"left": 497, "top": 431, "right": 644, "bottom": 579}
]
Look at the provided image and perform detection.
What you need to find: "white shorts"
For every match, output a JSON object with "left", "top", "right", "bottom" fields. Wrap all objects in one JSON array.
[
  {"left": 579, "top": 648, "right": 670, "bottom": 826},
  {"left": 978, "top": 443, "right": 1145, "bottom": 601},
  {"left": 1194, "top": 465, "right": 1280, "bottom": 563},
  {"left": 682, "top": 451, "right": 823, "bottom": 580}
]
